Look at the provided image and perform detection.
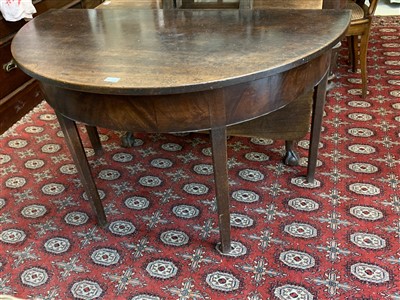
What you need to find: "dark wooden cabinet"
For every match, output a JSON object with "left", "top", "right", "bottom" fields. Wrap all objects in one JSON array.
[{"left": 0, "top": 0, "right": 103, "bottom": 134}]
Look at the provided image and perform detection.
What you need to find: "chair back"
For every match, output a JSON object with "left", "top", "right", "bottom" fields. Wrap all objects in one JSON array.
[
  {"left": 366, "top": 0, "right": 379, "bottom": 18},
  {"left": 356, "top": 0, "right": 379, "bottom": 18}
]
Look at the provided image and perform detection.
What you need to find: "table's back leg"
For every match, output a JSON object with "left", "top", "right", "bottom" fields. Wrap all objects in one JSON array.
[
  {"left": 56, "top": 112, "right": 108, "bottom": 227},
  {"left": 284, "top": 140, "right": 300, "bottom": 166},
  {"left": 210, "top": 126, "right": 231, "bottom": 253},
  {"left": 307, "top": 68, "right": 329, "bottom": 183},
  {"left": 121, "top": 131, "right": 136, "bottom": 148},
  {"left": 85, "top": 126, "right": 103, "bottom": 155}
]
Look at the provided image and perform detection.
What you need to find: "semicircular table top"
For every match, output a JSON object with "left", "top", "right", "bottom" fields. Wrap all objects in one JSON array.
[{"left": 12, "top": 8, "right": 350, "bottom": 95}]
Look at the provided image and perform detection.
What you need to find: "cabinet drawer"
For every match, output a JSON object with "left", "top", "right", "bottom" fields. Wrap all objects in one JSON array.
[
  {"left": 0, "top": 79, "right": 43, "bottom": 134},
  {"left": 0, "top": 41, "right": 31, "bottom": 99}
]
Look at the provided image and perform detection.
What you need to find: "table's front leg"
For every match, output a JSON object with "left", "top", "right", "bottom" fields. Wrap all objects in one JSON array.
[
  {"left": 210, "top": 126, "right": 231, "bottom": 253},
  {"left": 307, "top": 68, "right": 329, "bottom": 183},
  {"left": 56, "top": 112, "right": 108, "bottom": 227}
]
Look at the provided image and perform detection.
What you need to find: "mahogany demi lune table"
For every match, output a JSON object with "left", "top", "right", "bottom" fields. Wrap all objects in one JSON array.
[{"left": 12, "top": 9, "right": 350, "bottom": 253}]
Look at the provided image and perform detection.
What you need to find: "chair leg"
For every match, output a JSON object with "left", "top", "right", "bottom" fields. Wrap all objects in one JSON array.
[
  {"left": 359, "top": 32, "right": 370, "bottom": 98},
  {"left": 352, "top": 36, "right": 360, "bottom": 72}
]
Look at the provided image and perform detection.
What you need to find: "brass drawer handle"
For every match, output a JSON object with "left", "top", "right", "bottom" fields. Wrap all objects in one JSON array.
[{"left": 3, "top": 59, "right": 18, "bottom": 72}]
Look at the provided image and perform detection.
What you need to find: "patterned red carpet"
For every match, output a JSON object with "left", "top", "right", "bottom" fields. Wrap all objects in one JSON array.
[{"left": 1, "top": 16, "right": 400, "bottom": 300}]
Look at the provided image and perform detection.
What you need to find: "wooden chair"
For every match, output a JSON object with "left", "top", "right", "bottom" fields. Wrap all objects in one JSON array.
[{"left": 345, "top": 0, "right": 379, "bottom": 98}]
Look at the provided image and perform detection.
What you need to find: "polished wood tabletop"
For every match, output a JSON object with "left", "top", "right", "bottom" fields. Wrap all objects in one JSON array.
[
  {"left": 12, "top": 8, "right": 350, "bottom": 253},
  {"left": 121, "top": 0, "right": 324, "bottom": 9},
  {"left": 13, "top": 9, "right": 349, "bottom": 96},
  {"left": 98, "top": 0, "right": 346, "bottom": 10}
]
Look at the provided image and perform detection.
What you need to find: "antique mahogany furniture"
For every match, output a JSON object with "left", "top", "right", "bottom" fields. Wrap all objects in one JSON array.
[
  {"left": 0, "top": 0, "right": 102, "bottom": 134},
  {"left": 0, "top": 0, "right": 347, "bottom": 135},
  {"left": 117, "top": 0, "right": 347, "bottom": 165},
  {"left": 117, "top": 1, "right": 323, "bottom": 165},
  {"left": 345, "top": 0, "right": 379, "bottom": 98},
  {"left": 162, "top": 0, "right": 347, "bottom": 9},
  {"left": 12, "top": 8, "right": 350, "bottom": 253}
]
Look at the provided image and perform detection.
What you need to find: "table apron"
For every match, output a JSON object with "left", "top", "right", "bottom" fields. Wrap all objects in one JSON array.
[{"left": 40, "top": 52, "right": 330, "bottom": 133}]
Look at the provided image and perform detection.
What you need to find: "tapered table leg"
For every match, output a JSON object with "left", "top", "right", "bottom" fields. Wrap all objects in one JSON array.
[
  {"left": 56, "top": 112, "right": 108, "bottom": 227},
  {"left": 210, "top": 126, "right": 231, "bottom": 253},
  {"left": 85, "top": 126, "right": 103, "bottom": 155},
  {"left": 307, "top": 69, "right": 329, "bottom": 183}
]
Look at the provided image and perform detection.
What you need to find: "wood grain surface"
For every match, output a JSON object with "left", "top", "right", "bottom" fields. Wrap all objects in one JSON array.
[
  {"left": 98, "top": 0, "right": 341, "bottom": 10},
  {"left": 12, "top": 9, "right": 350, "bottom": 95}
]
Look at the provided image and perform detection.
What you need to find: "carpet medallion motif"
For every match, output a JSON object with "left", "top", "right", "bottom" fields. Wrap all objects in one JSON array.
[{"left": 0, "top": 16, "right": 399, "bottom": 300}]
